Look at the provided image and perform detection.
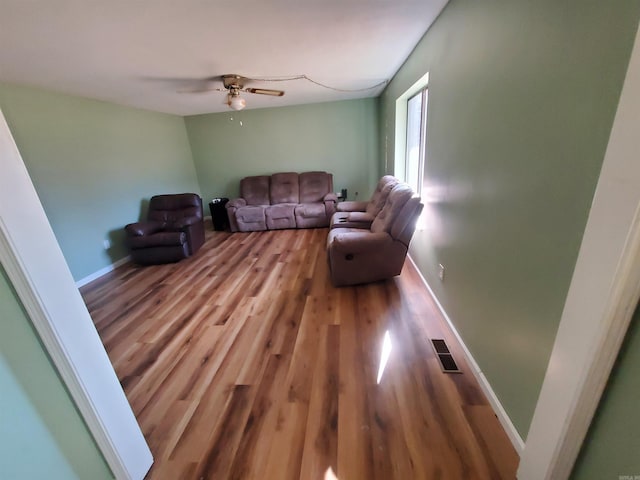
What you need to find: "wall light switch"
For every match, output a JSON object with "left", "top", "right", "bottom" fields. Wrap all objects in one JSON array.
[
  {"left": 103, "top": 239, "right": 111, "bottom": 250},
  {"left": 438, "top": 264, "right": 445, "bottom": 281}
]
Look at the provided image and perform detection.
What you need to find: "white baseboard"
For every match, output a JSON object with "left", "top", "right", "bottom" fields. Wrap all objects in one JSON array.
[
  {"left": 407, "top": 255, "right": 525, "bottom": 455},
  {"left": 75, "top": 256, "right": 130, "bottom": 288}
]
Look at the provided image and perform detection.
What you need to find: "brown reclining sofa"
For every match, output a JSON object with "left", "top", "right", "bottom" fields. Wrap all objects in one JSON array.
[
  {"left": 226, "top": 171, "right": 337, "bottom": 232},
  {"left": 327, "top": 179, "right": 423, "bottom": 286}
]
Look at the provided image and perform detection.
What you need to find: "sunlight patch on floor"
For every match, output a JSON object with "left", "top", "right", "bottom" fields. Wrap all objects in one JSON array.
[
  {"left": 324, "top": 466, "right": 338, "bottom": 480},
  {"left": 376, "top": 330, "right": 393, "bottom": 384}
]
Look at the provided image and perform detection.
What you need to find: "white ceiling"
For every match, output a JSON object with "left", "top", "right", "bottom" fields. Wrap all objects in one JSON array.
[{"left": 0, "top": 0, "right": 448, "bottom": 116}]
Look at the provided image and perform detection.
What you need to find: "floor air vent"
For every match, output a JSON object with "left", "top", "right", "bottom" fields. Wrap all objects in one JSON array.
[{"left": 430, "top": 338, "right": 462, "bottom": 373}]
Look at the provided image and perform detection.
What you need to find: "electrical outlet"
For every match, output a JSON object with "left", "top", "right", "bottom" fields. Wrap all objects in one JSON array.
[
  {"left": 438, "top": 264, "right": 445, "bottom": 281},
  {"left": 103, "top": 239, "right": 111, "bottom": 250}
]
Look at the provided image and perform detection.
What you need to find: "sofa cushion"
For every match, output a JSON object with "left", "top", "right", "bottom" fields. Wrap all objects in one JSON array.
[
  {"left": 299, "top": 171, "right": 333, "bottom": 203},
  {"left": 149, "top": 208, "right": 199, "bottom": 224},
  {"left": 147, "top": 193, "right": 203, "bottom": 223},
  {"left": 267, "top": 203, "right": 297, "bottom": 219},
  {"left": 148, "top": 193, "right": 201, "bottom": 211},
  {"left": 295, "top": 202, "right": 326, "bottom": 219},
  {"left": 241, "top": 176, "right": 270, "bottom": 206},
  {"left": 390, "top": 197, "right": 424, "bottom": 246},
  {"left": 236, "top": 205, "right": 267, "bottom": 232},
  {"left": 266, "top": 204, "right": 296, "bottom": 230},
  {"left": 371, "top": 183, "right": 415, "bottom": 234},
  {"left": 128, "top": 231, "right": 186, "bottom": 249},
  {"left": 131, "top": 245, "right": 190, "bottom": 265},
  {"left": 270, "top": 173, "right": 299, "bottom": 204},
  {"left": 295, "top": 203, "right": 330, "bottom": 228},
  {"left": 366, "top": 176, "right": 398, "bottom": 216}
]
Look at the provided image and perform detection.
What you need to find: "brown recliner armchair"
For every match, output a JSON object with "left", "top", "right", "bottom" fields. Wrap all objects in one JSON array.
[
  {"left": 125, "top": 193, "right": 205, "bottom": 265},
  {"left": 327, "top": 183, "right": 423, "bottom": 286}
]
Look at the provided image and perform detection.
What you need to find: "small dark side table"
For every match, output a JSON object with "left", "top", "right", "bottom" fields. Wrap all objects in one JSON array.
[{"left": 208, "top": 198, "right": 230, "bottom": 231}]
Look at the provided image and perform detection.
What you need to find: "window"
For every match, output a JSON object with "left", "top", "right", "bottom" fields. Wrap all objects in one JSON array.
[{"left": 405, "top": 88, "right": 428, "bottom": 196}]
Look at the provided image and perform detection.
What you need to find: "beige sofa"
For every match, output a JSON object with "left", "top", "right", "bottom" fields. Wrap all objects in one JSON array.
[
  {"left": 226, "top": 171, "right": 337, "bottom": 232},
  {"left": 327, "top": 181, "right": 423, "bottom": 286}
]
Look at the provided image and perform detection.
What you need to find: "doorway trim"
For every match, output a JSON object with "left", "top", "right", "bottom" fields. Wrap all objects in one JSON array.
[
  {"left": 0, "top": 109, "right": 152, "bottom": 480},
  {"left": 517, "top": 18, "right": 640, "bottom": 479}
]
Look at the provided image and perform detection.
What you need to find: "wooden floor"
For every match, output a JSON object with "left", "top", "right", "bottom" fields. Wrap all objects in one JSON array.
[{"left": 81, "top": 225, "right": 519, "bottom": 480}]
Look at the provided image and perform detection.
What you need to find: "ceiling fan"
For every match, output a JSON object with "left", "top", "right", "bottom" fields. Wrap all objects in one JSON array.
[
  {"left": 180, "top": 73, "right": 387, "bottom": 111},
  {"left": 193, "top": 74, "right": 285, "bottom": 111}
]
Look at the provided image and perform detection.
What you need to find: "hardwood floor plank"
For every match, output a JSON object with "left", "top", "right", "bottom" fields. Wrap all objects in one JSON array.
[
  {"left": 192, "top": 385, "right": 256, "bottom": 480},
  {"left": 235, "top": 295, "right": 286, "bottom": 386},
  {"left": 356, "top": 283, "right": 423, "bottom": 480},
  {"left": 262, "top": 402, "right": 309, "bottom": 480},
  {"left": 82, "top": 226, "right": 519, "bottom": 479},
  {"left": 464, "top": 405, "right": 520, "bottom": 480},
  {"left": 337, "top": 287, "right": 376, "bottom": 480},
  {"left": 266, "top": 288, "right": 307, "bottom": 356},
  {"left": 284, "top": 296, "right": 329, "bottom": 405},
  {"left": 227, "top": 353, "right": 291, "bottom": 480},
  {"left": 299, "top": 324, "right": 340, "bottom": 480},
  {"left": 143, "top": 399, "right": 197, "bottom": 464},
  {"left": 158, "top": 302, "right": 256, "bottom": 472},
  {"left": 133, "top": 323, "right": 223, "bottom": 419}
]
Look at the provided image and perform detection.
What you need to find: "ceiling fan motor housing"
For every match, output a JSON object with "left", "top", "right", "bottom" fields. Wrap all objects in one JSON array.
[
  {"left": 220, "top": 74, "right": 285, "bottom": 110},
  {"left": 222, "top": 74, "right": 246, "bottom": 90}
]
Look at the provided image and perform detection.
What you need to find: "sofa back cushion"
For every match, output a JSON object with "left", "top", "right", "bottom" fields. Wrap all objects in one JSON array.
[
  {"left": 299, "top": 171, "right": 333, "bottom": 203},
  {"left": 148, "top": 193, "right": 203, "bottom": 223},
  {"left": 371, "top": 183, "right": 415, "bottom": 234},
  {"left": 366, "top": 176, "right": 398, "bottom": 216},
  {"left": 241, "top": 175, "right": 270, "bottom": 205},
  {"left": 270, "top": 172, "right": 299, "bottom": 204},
  {"left": 390, "top": 197, "right": 423, "bottom": 246}
]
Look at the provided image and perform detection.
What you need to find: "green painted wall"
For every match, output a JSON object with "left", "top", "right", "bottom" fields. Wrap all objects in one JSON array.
[
  {"left": 184, "top": 99, "right": 379, "bottom": 202},
  {"left": 571, "top": 302, "right": 640, "bottom": 478},
  {"left": 0, "top": 264, "right": 113, "bottom": 479},
  {"left": 380, "top": 0, "right": 640, "bottom": 437},
  {"left": 0, "top": 83, "right": 200, "bottom": 281},
  {"left": 0, "top": 85, "right": 378, "bottom": 280}
]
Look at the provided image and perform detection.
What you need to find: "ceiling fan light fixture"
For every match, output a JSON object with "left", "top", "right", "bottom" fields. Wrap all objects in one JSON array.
[{"left": 229, "top": 94, "right": 246, "bottom": 111}]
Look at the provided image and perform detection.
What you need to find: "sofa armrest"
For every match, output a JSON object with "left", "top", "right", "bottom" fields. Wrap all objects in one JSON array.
[
  {"left": 125, "top": 220, "right": 165, "bottom": 237},
  {"left": 336, "top": 200, "right": 368, "bottom": 213},
  {"left": 168, "top": 216, "right": 200, "bottom": 229},
  {"left": 329, "top": 231, "right": 393, "bottom": 255},
  {"left": 225, "top": 198, "right": 245, "bottom": 232},
  {"left": 227, "top": 198, "right": 247, "bottom": 209},
  {"left": 324, "top": 192, "right": 338, "bottom": 203}
]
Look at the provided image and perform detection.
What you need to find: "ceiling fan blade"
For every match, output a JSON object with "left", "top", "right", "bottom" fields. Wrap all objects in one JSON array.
[
  {"left": 245, "top": 88, "right": 285, "bottom": 97},
  {"left": 177, "top": 86, "right": 225, "bottom": 93}
]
